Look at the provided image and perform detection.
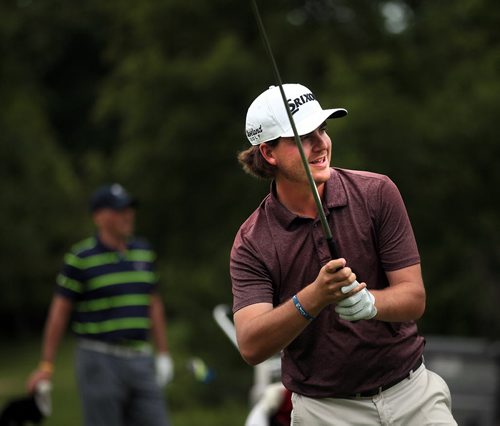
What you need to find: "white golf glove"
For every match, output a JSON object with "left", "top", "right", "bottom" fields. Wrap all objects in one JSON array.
[
  {"left": 34, "top": 380, "right": 52, "bottom": 417},
  {"left": 155, "top": 353, "right": 174, "bottom": 387},
  {"left": 335, "top": 288, "right": 377, "bottom": 321}
]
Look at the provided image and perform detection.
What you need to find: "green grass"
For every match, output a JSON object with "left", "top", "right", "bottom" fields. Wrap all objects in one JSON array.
[{"left": 0, "top": 337, "right": 249, "bottom": 426}]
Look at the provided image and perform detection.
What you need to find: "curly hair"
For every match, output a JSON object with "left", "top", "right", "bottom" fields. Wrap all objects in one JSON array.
[{"left": 237, "top": 139, "right": 279, "bottom": 179}]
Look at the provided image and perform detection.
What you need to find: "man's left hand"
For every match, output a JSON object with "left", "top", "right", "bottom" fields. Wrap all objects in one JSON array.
[
  {"left": 335, "top": 288, "right": 377, "bottom": 321},
  {"left": 155, "top": 353, "right": 174, "bottom": 387}
]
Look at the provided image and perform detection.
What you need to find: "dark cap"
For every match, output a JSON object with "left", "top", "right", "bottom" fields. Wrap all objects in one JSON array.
[{"left": 89, "top": 183, "right": 137, "bottom": 212}]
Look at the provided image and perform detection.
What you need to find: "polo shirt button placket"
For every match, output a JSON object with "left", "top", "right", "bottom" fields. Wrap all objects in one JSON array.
[{"left": 313, "top": 221, "right": 330, "bottom": 263}]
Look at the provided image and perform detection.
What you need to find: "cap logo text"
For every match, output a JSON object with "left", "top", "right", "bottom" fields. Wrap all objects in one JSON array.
[
  {"left": 246, "top": 124, "right": 263, "bottom": 142},
  {"left": 288, "top": 92, "right": 316, "bottom": 115}
]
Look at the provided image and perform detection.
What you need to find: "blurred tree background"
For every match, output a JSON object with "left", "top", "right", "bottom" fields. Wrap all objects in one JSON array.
[{"left": 0, "top": 0, "right": 499, "bottom": 423}]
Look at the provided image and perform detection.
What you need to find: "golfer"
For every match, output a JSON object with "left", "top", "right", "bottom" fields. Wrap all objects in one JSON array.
[
  {"left": 27, "top": 183, "right": 173, "bottom": 426},
  {"left": 230, "top": 83, "right": 457, "bottom": 425}
]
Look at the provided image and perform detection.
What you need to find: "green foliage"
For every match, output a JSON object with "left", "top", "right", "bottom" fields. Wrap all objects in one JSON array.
[{"left": 1, "top": 0, "right": 499, "bottom": 415}]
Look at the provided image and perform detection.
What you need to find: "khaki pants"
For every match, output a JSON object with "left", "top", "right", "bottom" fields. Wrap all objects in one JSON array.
[{"left": 291, "top": 364, "right": 457, "bottom": 426}]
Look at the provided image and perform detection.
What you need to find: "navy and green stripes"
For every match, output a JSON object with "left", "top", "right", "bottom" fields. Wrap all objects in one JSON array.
[
  {"left": 56, "top": 236, "right": 158, "bottom": 343},
  {"left": 76, "top": 294, "right": 151, "bottom": 312},
  {"left": 72, "top": 318, "right": 151, "bottom": 335},
  {"left": 64, "top": 249, "right": 156, "bottom": 270}
]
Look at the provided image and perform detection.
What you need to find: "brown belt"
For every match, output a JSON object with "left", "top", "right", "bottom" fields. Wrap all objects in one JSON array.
[{"left": 341, "top": 357, "right": 423, "bottom": 398}]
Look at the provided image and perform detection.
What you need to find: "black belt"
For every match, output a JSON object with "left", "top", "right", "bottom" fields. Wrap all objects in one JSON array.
[{"left": 341, "top": 357, "right": 423, "bottom": 398}]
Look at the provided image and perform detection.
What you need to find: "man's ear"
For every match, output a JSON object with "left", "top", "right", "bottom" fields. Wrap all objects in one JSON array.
[{"left": 259, "top": 143, "right": 278, "bottom": 166}]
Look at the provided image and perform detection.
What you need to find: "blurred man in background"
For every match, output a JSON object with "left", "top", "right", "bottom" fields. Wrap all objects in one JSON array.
[
  {"left": 27, "top": 183, "right": 173, "bottom": 426},
  {"left": 231, "top": 84, "right": 457, "bottom": 425}
]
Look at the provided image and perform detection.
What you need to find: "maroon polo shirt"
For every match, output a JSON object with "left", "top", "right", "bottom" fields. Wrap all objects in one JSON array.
[{"left": 230, "top": 167, "right": 424, "bottom": 397}]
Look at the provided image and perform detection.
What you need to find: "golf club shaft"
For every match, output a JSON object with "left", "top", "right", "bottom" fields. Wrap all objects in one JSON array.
[{"left": 250, "top": 0, "right": 339, "bottom": 259}]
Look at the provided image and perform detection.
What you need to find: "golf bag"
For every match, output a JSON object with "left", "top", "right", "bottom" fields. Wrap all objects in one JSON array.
[{"left": 213, "top": 305, "right": 293, "bottom": 426}]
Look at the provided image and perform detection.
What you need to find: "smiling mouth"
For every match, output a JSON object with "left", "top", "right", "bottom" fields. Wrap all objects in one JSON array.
[{"left": 309, "top": 155, "right": 327, "bottom": 165}]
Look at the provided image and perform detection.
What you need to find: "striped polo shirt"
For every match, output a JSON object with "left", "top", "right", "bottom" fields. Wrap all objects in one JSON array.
[{"left": 56, "top": 235, "right": 158, "bottom": 343}]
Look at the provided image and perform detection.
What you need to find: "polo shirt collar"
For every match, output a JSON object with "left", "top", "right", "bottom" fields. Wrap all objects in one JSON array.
[
  {"left": 324, "top": 167, "right": 348, "bottom": 209},
  {"left": 95, "top": 234, "right": 108, "bottom": 251},
  {"left": 268, "top": 168, "right": 348, "bottom": 229}
]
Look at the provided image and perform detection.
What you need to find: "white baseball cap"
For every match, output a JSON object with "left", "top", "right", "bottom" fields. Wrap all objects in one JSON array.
[{"left": 245, "top": 83, "right": 347, "bottom": 145}]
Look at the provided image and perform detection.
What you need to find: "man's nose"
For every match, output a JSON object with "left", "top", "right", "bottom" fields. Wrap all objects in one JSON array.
[{"left": 311, "top": 131, "right": 328, "bottom": 149}]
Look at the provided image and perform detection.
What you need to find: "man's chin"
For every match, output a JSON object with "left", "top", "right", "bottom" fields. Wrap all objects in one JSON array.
[{"left": 313, "top": 167, "right": 331, "bottom": 184}]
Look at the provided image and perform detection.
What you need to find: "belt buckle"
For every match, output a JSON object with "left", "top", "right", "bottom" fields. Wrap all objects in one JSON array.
[{"left": 356, "top": 386, "right": 382, "bottom": 398}]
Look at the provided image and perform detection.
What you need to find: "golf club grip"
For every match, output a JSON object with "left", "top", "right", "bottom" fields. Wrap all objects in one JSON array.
[{"left": 326, "top": 238, "right": 340, "bottom": 260}]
